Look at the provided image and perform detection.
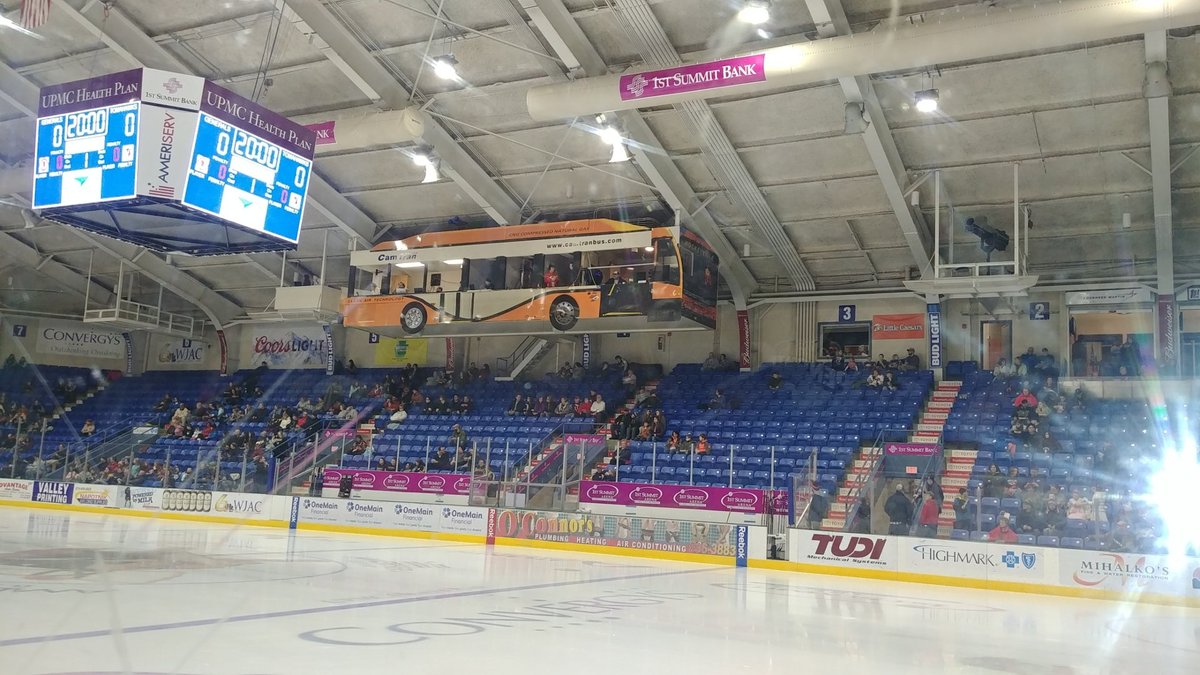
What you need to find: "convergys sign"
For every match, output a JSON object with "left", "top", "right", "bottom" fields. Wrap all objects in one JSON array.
[{"left": 35, "top": 319, "right": 127, "bottom": 360}]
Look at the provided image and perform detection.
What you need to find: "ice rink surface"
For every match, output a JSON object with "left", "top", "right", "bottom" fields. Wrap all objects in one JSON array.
[{"left": 0, "top": 508, "right": 1196, "bottom": 674}]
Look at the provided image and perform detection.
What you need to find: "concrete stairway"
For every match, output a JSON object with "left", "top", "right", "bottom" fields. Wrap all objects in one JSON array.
[{"left": 820, "top": 444, "right": 883, "bottom": 531}]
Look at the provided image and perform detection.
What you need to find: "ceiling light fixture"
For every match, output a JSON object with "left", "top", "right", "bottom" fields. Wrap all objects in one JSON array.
[
  {"left": 443, "top": 259, "right": 464, "bottom": 265},
  {"left": 738, "top": 0, "right": 771, "bottom": 25},
  {"left": 396, "top": 262, "right": 425, "bottom": 269},
  {"left": 914, "top": 88, "right": 939, "bottom": 113},
  {"left": 412, "top": 148, "right": 440, "bottom": 183},
  {"left": 432, "top": 54, "right": 459, "bottom": 80},
  {"left": 599, "top": 125, "right": 629, "bottom": 163}
]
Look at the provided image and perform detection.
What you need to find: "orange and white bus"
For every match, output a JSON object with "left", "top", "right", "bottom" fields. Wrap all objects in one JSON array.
[{"left": 341, "top": 218, "right": 719, "bottom": 336}]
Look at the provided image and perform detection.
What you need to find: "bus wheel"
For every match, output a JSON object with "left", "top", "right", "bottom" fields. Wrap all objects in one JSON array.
[
  {"left": 400, "top": 303, "right": 427, "bottom": 334},
  {"left": 549, "top": 296, "right": 579, "bottom": 331}
]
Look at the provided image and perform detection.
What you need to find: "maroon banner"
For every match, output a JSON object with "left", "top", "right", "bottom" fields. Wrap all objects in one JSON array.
[
  {"left": 581, "top": 480, "right": 786, "bottom": 515},
  {"left": 1158, "top": 295, "right": 1177, "bottom": 374},
  {"left": 216, "top": 329, "right": 228, "bottom": 376},
  {"left": 322, "top": 469, "right": 471, "bottom": 496},
  {"left": 737, "top": 309, "right": 751, "bottom": 371},
  {"left": 304, "top": 120, "right": 337, "bottom": 145}
]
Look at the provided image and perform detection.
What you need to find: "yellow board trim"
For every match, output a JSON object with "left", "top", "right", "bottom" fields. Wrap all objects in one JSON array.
[
  {"left": 750, "top": 559, "right": 1200, "bottom": 608},
  {"left": 295, "top": 521, "right": 484, "bottom": 545},
  {"left": 492, "top": 536, "right": 730, "bottom": 566},
  {"left": 1, "top": 498, "right": 289, "bottom": 528}
]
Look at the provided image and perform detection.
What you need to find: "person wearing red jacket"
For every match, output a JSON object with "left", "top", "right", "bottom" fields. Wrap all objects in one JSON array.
[
  {"left": 1012, "top": 388, "right": 1038, "bottom": 409},
  {"left": 988, "top": 513, "right": 1019, "bottom": 543},
  {"left": 917, "top": 490, "right": 941, "bottom": 537}
]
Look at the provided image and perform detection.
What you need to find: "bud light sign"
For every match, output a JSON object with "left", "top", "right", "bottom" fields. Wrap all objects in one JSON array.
[{"left": 927, "top": 303, "right": 941, "bottom": 368}]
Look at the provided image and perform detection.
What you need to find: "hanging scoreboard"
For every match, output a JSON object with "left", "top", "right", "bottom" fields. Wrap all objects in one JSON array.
[{"left": 29, "top": 69, "right": 316, "bottom": 255}]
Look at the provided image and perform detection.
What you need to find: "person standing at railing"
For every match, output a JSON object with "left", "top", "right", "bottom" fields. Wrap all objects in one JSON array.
[
  {"left": 917, "top": 490, "right": 940, "bottom": 537},
  {"left": 885, "top": 483, "right": 914, "bottom": 535}
]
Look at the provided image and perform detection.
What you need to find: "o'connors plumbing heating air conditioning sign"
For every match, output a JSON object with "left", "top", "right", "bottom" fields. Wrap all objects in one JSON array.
[
  {"left": 619, "top": 54, "right": 766, "bottom": 102},
  {"left": 35, "top": 319, "right": 127, "bottom": 360}
]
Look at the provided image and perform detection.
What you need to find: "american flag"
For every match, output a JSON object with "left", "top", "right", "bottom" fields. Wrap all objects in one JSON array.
[{"left": 20, "top": 0, "right": 51, "bottom": 29}]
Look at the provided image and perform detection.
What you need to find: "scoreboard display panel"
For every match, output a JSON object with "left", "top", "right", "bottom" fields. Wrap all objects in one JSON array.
[
  {"left": 181, "top": 111, "right": 312, "bottom": 243},
  {"left": 32, "top": 102, "right": 140, "bottom": 209}
]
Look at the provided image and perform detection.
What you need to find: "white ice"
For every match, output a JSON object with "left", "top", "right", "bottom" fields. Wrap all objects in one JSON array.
[{"left": 0, "top": 508, "right": 1196, "bottom": 675}]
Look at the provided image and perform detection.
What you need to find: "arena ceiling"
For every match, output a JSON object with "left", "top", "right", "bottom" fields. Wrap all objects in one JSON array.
[{"left": 0, "top": 0, "right": 1197, "bottom": 324}]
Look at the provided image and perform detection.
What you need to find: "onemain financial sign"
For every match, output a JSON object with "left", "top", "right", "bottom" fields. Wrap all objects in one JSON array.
[{"left": 32, "top": 69, "right": 315, "bottom": 244}]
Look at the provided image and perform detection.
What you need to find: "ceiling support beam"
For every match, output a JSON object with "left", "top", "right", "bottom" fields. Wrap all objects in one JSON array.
[
  {"left": 607, "top": 0, "right": 813, "bottom": 291},
  {"left": 526, "top": 0, "right": 757, "bottom": 301},
  {"left": 282, "top": 0, "right": 523, "bottom": 225},
  {"left": 0, "top": 228, "right": 114, "bottom": 308},
  {"left": 1145, "top": 30, "right": 1175, "bottom": 372},
  {"left": 806, "top": 0, "right": 932, "bottom": 276}
]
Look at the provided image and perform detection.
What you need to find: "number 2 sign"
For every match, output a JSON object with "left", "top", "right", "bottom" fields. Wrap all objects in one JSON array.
[{"left": 1029, "top": 302, "right": 1050, "bottom": 320}]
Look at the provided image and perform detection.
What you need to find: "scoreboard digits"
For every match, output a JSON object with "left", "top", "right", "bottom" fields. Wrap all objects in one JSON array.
[{"left": 32, "top": 102, "right": 140, "bottom": 209}]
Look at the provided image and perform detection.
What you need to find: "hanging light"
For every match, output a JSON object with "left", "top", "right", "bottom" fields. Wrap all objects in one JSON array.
[
  {"left": 598, "top": 124, "right": 629, "bottom": 163},
  {"left": 432, "top": 54, "right": 459, "bottom": 80},
  {"left": 738, "top": 0, "right": 771, "bottom": 25},
  {"left": 412, "top": 149, "right": 440, "bottom": 183},
  {"left": 914, "top": 89, "right": 939, "bottom": 113}
]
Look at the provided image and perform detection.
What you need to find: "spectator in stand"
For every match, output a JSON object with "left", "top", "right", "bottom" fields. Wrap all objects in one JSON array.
[
  {"left": 651, "top": 411, "right": 666, "bottom": 438},
  {"left": 554, "top": 397, "right": 571, "bottom": 416},
  {"left": 388, "top": 405, "right": 408, "bottom": 427},
  {"left": 718, "top": 354, "right": 736, "bottom": 371},
  {"left": 983, "top": 464, "right": 1007, "bottom": 499},
  {"left": 622, "top": 368, "right": 638, "bottom": 399},
  {"left": 1018, "top": 347, "right": 1039, "bottom": 376},
  {"left": 993, "top": 357, "right": 1016, "bottom": 378},
  {"left": 852, "top": 495, "right": 871, "bottom": 534},
  {"left": 882, "top": 372, "right": 898, "bottom": 391},
  {"left": 705, "top": 389, "right": 726, "bottom": 411},
  {"left": 431, "top": 447, "right": 453, "bottom": 471},
  {"left": 953, "top": 488, "right": 973, "bottom": 531},
  {"left": 1108, "top": 520, "right": 1135, "bottom": 552},
  {"left": 830, "top": 351, "right": 847, "bottom": 372},
  {"left": 695, "top": 434, "right": 710, "bottom": 454},
  {"left": 922, "top": 475, "right": 944, "bottom": 510},
  {"left": 590, "top": 394, "right": 606, "bottom": 422},
  {"left": 917, "top": 490, "right": 940, "bottom": 536},
  {"left": 1066, "top": 489, "right": 1091, "bottom": 523},
  {"left": 1033, "top": 348, "right": 1058, "bottom": 383},
  {"left": 988, "top": 513, "right": 1019, "bottom": 543},
  {"left": 666, "top": 431, "right": 681, "bottom": 452},
  {"left": 80, "top": 419, "right": 96, "bottom": 437},
  {"left": 459, "top": 396, "right": 472, "bottom": 414},
  {"left": 448, "top": 424, "right": 469, "bottom": 451},
  {"left": 885, "top": 483, "right": 914, "bottom": 535},
  {"left": 636, "top": 419, "right": 652, "bottom": 441},
  {"left": 866, "top": 369, "right": 884, "bottom": 389},
  {"left": 903, "top": 348, "right": 920, "bottom": 371},
  {"left": 1013, "top": 388, "right": 1038, "bottom": 410},
  {"left": 679, "top": 434, "right": 695, "bottom": 454},
  {"left": 845, "top": 358, "right": 859, "bottom": 374},
  {"left": 531, "top": 396, "right": 548, "bottom": 417},
  {"left": 767, "top": 372, "right": 783, "bottom": 390},
  {"left": 506, "top": 394, "right": 525, "bottom": 417},
  {"left": 1017, "top": 500, "right": 1046, "bottom": 536},
  {"left": 573, "top": 397, "right": 590, "bottom": 417}
]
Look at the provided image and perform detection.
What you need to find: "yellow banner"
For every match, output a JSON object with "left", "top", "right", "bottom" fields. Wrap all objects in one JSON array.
[{"left": 374, "top": 337, "right": 428, "bottom": 366}]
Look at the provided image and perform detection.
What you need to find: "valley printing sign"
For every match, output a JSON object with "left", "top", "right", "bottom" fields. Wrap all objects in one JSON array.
[{"left": 35, "top": 319, "right": 127, "bottom": 360}]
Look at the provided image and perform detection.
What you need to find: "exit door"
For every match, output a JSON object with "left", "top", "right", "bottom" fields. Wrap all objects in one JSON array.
[{"left": 980, "top": 320, "right": 1012, "bottom": 370}]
